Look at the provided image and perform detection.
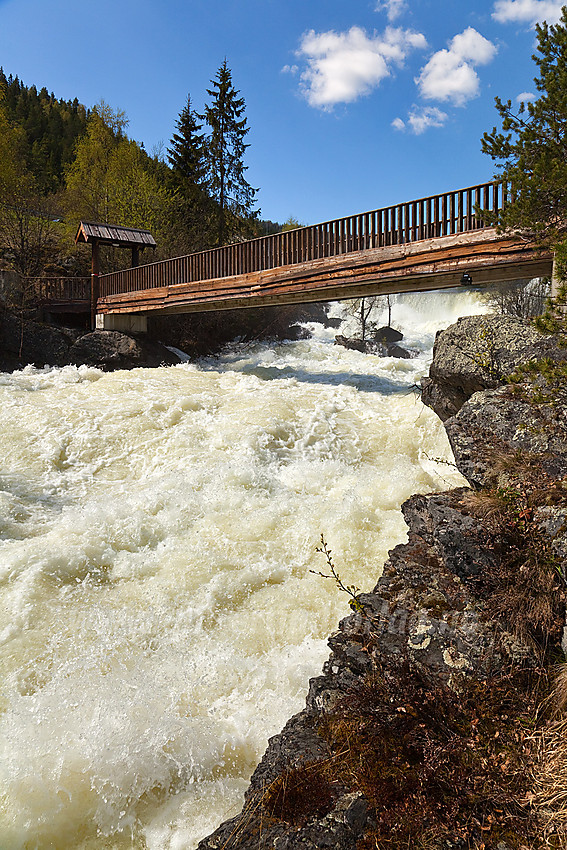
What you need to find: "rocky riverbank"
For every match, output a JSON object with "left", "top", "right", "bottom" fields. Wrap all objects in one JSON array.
[
  {"left": 0, "top": 310, "right": 182, "bottom": 371},
  {"left": 198, "top": 314, "right": 567, "bottom": 850},
  {"left": 0, "top": 300, "right": 335, "bottom": 371}
]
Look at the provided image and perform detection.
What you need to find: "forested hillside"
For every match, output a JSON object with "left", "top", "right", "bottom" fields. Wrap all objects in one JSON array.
[
  {"left": 0, "top": 65, "right": 275, "bottom": 278},
  {"left": 0, "top": 69, "right": 89, "bottom": 193}
]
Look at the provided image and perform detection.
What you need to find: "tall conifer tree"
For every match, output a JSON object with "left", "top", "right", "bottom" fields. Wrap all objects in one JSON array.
[
  {"left": 482, "top": 8, "right": 567, "bottom": 271},
  {"left": 168, "top": 95, "right": 206, "bottom": 187},
  {"left": 167, "top": 94, "right": 211, "bottom": 250},
  {"left": 201, "top": 60, "right": 258, "bottom": 246}
]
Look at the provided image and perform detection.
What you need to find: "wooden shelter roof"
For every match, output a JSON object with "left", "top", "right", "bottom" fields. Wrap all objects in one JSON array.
[{"left": 75, "top": 221, "right": 157, "bottom": 249}]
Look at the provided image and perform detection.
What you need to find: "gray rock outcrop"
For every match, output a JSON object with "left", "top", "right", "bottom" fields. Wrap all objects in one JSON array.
[
  {"left": 66, "top": 331, "right": 181, "bottom": 370},
  {"left": 0, "top": 310, "right": 79, "bottom": 371},
  {"left": 420, "top": 314, "right": 560, "bottom": 420},
  {"left": 334, "top": 334, "right": 417, "bottom": 358}
]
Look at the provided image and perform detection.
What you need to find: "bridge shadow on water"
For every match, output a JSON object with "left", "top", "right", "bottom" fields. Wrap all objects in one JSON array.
[{"left": 237, "top": 364, "right": 418, "bottom": 395}]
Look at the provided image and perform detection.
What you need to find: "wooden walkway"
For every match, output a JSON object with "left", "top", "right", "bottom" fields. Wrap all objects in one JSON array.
[
  {"left": 95, "top": 181, "right": 552, "bottom": 322},
  {"left": 26, "top": 277, "right": 90, "bottom": 312},
  {"left": 36, "top": 181, "right": 554, "bottom": 326}
]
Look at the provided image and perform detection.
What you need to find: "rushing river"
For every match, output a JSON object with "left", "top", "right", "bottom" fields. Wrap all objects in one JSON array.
[{"left": 0, "top": 291, "right": 487, "bottom": 850}]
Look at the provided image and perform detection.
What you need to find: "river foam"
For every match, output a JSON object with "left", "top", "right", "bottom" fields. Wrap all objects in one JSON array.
[{"left": 0, "top": 290, "right": 487, "bottom": 849}]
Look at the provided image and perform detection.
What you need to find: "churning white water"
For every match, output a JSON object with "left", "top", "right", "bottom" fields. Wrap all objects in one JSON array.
[{"left": 0, "top": 291, "right": 488, "bottom": 850}]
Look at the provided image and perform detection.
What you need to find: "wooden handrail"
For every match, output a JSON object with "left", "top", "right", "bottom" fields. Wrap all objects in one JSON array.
[
  {"left": 24, "top": 277, "right": 91, "bottom": 301},
  {"left": 95, "top": 180, "right": 507, "bottom": 298}
]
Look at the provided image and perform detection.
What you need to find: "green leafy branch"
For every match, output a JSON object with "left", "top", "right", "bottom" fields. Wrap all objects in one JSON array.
[{"left": 311, "top": 534, "right": 366, "bottom": 615}]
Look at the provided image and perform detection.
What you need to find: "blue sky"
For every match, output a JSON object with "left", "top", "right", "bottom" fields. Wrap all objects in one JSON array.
[{"left": 0, "top": 0, "right": 562, "bottom": 225}]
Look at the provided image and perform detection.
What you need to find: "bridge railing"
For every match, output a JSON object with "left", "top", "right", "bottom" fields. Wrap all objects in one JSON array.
[
  {"left": 24, "top": 277, "right": 91, "bottom": 302},
  {"left": 99, "top": 181, "right": 510, "bottom": 298}
]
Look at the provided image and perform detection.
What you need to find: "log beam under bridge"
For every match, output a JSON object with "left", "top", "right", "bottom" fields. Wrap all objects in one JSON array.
[{"left": 95, "top": 228, "right": 553, "bottom": 323}]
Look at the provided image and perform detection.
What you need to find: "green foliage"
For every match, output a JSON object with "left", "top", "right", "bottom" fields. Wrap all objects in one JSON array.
[
  {"left": 507, "top": 356, "right": 567, "bottom": 408},
  {"left": 0, "top": 63, "right": 262, "bottom": 275},
  {"left": 64, "top": 103, "right": 174, "bottom": 269},
  {"left": 168, "top": 94, "right": 207, "bottom": 188},
  {"left": 167, "top": 94, "right": 213, "bottom": 252},
  {"left": 281, "top": 216, "right": 305, "bottom": 232},
  {"left": 0, "top": 105, "right": 60, "bottom": 275},
  {"left": 312, "top": 534, "right": 366, "bottom": 614},
  {"left": 64, "top": 101, "right": 127, "bottom": 223},
  {"left": 481, "top": 8, "right": 567, "bottom": 268},
  {"left": 534, "top": 277, "right": 567, "bottom": 333},
  {"left": 200, "top": 60, "right": 258, "bottom": 246},
  {"left": 0, "top": 67, "right": 88, "bottom": 193}
]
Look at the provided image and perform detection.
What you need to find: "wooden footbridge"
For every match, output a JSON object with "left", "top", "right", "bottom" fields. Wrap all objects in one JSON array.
[{"left": 38, "top": 181, "right": 555, "bottom": 332}]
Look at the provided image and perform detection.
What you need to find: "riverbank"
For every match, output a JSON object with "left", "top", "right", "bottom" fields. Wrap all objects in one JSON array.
[
  {"left": 197, "top": 314, "right": 567, "bottom": 849},
  {"left": 0, "top": 300, "right": 333, "bottom": 372}
]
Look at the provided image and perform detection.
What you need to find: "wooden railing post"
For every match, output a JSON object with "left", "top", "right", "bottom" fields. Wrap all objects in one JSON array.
[{"left": 91, "top": 240, "right": 100, "bottom": 330}]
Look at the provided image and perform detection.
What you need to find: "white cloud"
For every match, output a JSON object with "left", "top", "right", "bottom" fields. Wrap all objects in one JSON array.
[
  {"left": 296, "top": 25, "right": 427, "bottom": 109},
  {"left": 416, "top": 27, "right": 497, "bottom": 106},
  {"left": 516, "top": 90, "right": 536, "bottom": 101},
  {"left": 492, "top": 0, "right": 563, "bottom": 26},
  {"left": 375, "top": 0, "right": 407, "bottom": 22},
  {"left": 393, "top": 106, "right": 448, "bottom": 133}
]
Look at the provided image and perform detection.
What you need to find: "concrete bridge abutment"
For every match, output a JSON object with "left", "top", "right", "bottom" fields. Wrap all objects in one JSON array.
[{"left": 96, "top": 313, "right": 148, "bottom": 334}]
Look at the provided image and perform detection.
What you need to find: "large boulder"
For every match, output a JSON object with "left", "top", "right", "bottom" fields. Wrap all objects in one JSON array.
[
  {"left": 420, "top": 314, "right": 557, "bottom": 420},
  {"left": 420, "top": 313, "right": 567, "bottom": 488},
  {"left": 0, "top": 310, "right": 77, "bottom": 370},
  {"left": 373, "top": 325, "right": 403, "bottom": 345},
  {"left": 0, "top": 311, "right": 183, "bottom": 373},
  {"left": 66, "top": 330, "right": 181, "bottom": 370},
  {"left": 445, "top": 382, "right": 567, "bottom": 489},
  {"left": 334, "top": 335, "right": 416, "bottom": 358}
]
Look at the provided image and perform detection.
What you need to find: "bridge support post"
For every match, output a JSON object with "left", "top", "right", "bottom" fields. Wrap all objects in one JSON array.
[
  {"left": 96, "top": 313, "right": 148, "bottom": 334},
  {"left": 90, "top": 241, "right": 100, "bottom": 331}
]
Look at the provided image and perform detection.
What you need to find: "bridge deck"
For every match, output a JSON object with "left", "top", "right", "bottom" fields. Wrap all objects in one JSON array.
[
  {"left": 33, "top": 181, "right": 553, "bottom": 321},
  {"left": 95, "top": 181, "right": 552, "bottom": 318},
  {"left": 97, "top": 228, "right": 552, "bottom": 316}
]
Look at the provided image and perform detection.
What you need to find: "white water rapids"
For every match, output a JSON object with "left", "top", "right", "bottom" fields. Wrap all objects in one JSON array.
[{"left": 0, "top": 291, "right": 488, "bottom": 850}]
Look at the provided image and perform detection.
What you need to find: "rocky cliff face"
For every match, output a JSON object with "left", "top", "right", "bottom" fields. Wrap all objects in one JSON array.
[{"left": 198, "top": 314, "right": 567, "bottom": 850}]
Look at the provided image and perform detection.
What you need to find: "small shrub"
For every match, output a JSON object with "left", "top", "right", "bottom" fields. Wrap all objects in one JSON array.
[
  {"left": 262, "top": 761, "right": 337, "bottom": 825},
  {"left": 459, "top": 451, "right": 567, "bottom": 654}
]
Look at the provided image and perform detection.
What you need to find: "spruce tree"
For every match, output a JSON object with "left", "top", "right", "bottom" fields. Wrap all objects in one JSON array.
[
  {"left": 201, "top": 60, "right": 258, "bottom": 246},
  {"left": 167, "top": 94, "right": 211, "bottom": 250},
  {"left": 168, "top": 94, "right": 206, "bottom": 187},
  {"left": 481, "top": 7, "right": 567, "bottom": 270}
]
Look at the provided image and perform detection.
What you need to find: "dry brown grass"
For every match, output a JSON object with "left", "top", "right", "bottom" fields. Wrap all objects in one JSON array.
[
  {"left": 459, "top": 459, "right": 567, "bottom": 654},
  {"left": 553, "top": 666, "right": 567, "bottom": 715},
  {"left": 314, "top": 665, "right": 544, "bottom": 848},
  {"left": 261, "top": 760, "right": 338, "bottom": 825},
  {"left": 533, "top": 715, "right": 567, "bottom": 848}
]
